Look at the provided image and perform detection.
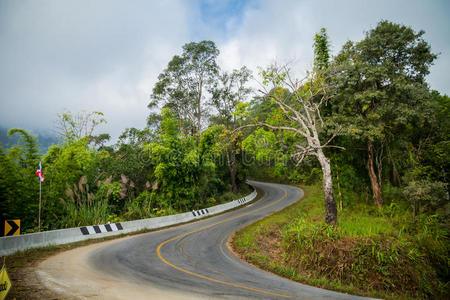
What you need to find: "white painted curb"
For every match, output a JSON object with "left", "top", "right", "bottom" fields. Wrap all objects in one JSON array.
[{"left": 0, "top": 186, "right": 257, "bottom": 256}]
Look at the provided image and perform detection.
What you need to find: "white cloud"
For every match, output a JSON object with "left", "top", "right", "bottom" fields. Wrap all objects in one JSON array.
[
  {"left": 1, "top": 0, "right": 448, "bottom": 140},
  {"left": 0, "top": 0, "right": 191, "bottom": 139},
  {"left": 217, "top": 0, "right": 449, "bottom": 94},
  {"left": 218, "top": 1, "right": 318, "bottom": 76}
]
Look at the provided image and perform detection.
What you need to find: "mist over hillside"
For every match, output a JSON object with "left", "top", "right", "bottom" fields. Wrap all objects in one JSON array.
[{"left": 0, "top": 126, "right": 60, "bottom": 153}]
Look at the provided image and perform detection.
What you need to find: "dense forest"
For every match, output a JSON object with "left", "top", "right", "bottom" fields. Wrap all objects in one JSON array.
[{"left": 1, "top": 21, "right": 448, "bottom": 237}]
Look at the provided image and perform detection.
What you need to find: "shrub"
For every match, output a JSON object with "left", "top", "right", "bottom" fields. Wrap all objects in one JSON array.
[{"left": 402, "top": 180, "right": 449, "bottom": 218}]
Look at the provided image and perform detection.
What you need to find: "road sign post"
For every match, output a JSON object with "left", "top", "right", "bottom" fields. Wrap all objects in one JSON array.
[{"left": 0, "top": 264, "right": 11, "bottom": 300}]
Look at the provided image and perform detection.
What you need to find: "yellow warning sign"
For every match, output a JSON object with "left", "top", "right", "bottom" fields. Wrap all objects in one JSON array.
[
  {"left": 0, "top": 265, "right": 11, "bottom": 300},
  {"left": 4, "top": 220, "right": 20, "bottom": 236}
]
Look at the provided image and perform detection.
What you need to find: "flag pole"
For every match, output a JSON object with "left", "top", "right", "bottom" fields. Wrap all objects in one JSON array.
[
  {"left": 39, "top": 175, "right": 41, "bottom": 232},
  {"left": 36, "top": 161, "right": 44, "bottom": 232}
]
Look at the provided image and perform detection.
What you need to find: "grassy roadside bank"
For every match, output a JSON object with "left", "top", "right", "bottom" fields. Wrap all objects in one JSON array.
[{"left": 232, "top": 185, "right": 448, "bottom": 299}]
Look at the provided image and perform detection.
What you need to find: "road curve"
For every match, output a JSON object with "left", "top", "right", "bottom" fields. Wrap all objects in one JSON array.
[{"left": 38, "top": 181, "right": 370, "bottom": 299}]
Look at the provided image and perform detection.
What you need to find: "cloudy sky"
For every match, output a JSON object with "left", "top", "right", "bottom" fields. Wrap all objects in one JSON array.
[{"left": 1, "top": 0, "right": 449, "bottom": 139}]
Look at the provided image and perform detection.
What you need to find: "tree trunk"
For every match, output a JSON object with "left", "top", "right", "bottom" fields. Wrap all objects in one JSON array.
[
  {"left": 197, "top": 80, "right": 203, "bottom": 145},
  {"left": 367, "top": 139, "right": 383, "bottom": 207},
  {"left": 317, "top": 149, "right": 337, "bottom": 225},
  {"left": 336, "top": 168, "right": 343, "bottom": 211},
  {"left": 226, "top": 149, "right": 238, "bottom": 194},
  {"left": 387, "top": 146, "right": 400, "bottom": 186},
  {"left": 197, "top": 104, "right": 201, "bottom": 145}
]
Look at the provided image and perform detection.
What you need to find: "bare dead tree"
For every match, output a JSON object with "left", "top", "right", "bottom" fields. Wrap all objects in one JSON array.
[
  {"left": 240, "top": 65, "right": 342, "bottom": 225},
  {"left": 55, "top": 110, "right": 106, "bottom": 141}
]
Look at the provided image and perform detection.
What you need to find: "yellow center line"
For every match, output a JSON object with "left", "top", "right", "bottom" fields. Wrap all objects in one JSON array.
[{"left": 156, "top": 187, "right": 292, "bottom": 298}]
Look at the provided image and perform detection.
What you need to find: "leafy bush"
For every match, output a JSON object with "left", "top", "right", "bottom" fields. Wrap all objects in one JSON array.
[
  {"left": 402, "top": 180, "right": 449, "bottom": 218},
  {"left": 123, "top": 190, "right": 154, "bottom": 220}
]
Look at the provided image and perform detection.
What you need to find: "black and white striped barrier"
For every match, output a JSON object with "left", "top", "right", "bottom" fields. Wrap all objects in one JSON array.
[
  {"left": 237, "top": 198, "right": 247, "bottom": 204},
  {"left": 80, "top": 222, "right": 123, "bottom": 235},
  {"left": 192, "top": 208, "right": 209, "bottom": 217},
  {"left": 236, "top": 190, "right": 257, "bottom": 205},
  {"left": 1, "top": 186, "right": 259, "bottom": 256}
]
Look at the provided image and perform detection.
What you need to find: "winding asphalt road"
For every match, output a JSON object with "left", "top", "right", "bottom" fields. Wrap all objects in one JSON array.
[
  {"left": 77, "top": 181, "right": 370, "bottom": 300},
  {"left": 77, "top": 182, "right": 370, "bottom": 299}
]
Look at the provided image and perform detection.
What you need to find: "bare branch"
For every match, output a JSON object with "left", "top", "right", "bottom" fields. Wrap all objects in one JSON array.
[
  {"left": 291, "top": 145, "right": 317, "bottom": 166},
  {"left": 323, "top": 145, "right": 346, "bottom": 150},
  {"left": 233, "top": 122, "right": 311, "bottom": 139},
  {"left": 321, "top": 125, "right": 343, "bottom": 148},
  {"left": 269, "top": 94, "right": 313, "bottom": 135}
]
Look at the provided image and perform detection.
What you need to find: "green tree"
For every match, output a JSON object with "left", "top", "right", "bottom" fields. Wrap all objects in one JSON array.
[
  {"left": 42, "top": 137, "right": 109, "bottom": 228},
  {"left": 313, "top": 27, "right": 330, "bottom": 71},
  {"left": 146, "top": 108, "right": 215, "bottom": 211},
  {"left": 331, "top": 20, "right": 437, "bottom": 207},
  {"left": 210, "top": 66, "right": 252, "bottom": 193},
  {"left": 0, "top": 129, "right": 41, "bottom": 231},
  {"left": 150, "top": 41, "right": 220, "bottom": 141},
  {"left": 7, "top": 128, "right": 40, "bottom": 168},
  {"left": 105, "top": 127, "right": 155, "bottom": 192},
  {"left": 403, "top": 91, "right": 449, "bottom": 184}
]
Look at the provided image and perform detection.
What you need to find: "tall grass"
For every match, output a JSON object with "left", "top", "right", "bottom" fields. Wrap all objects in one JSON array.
[
  {"left": 233, "top": 184, "right": 449, "bottom": 299},
  {"left": 59, "top": 175, "right": 110, "bottom": 227},
  {"left": 61, "top": 200, "right": 110, "bottom": 228}
]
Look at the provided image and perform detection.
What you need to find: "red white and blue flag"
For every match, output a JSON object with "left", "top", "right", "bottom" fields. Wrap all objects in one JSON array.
[{"left": 36, "top": 162, "right": 44, "bottom": 182}]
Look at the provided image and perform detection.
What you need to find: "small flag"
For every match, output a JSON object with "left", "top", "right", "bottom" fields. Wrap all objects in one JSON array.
[{"left": 36, "top": 162, "right": 44, "bottom": 182}]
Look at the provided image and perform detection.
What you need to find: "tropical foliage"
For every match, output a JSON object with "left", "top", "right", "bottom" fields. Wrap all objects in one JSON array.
[{"left": 0, "top": 23, "right": 448, "bottom": 295}]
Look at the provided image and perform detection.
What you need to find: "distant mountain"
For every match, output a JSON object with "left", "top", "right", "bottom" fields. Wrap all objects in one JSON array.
[{"left": 0, "top": 126, "right": 61, "bottom": 153}]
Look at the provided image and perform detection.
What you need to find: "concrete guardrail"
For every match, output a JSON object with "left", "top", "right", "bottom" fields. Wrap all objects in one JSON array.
[{"left": 0, "top": 187, "right": 257, "bottom": 256}]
